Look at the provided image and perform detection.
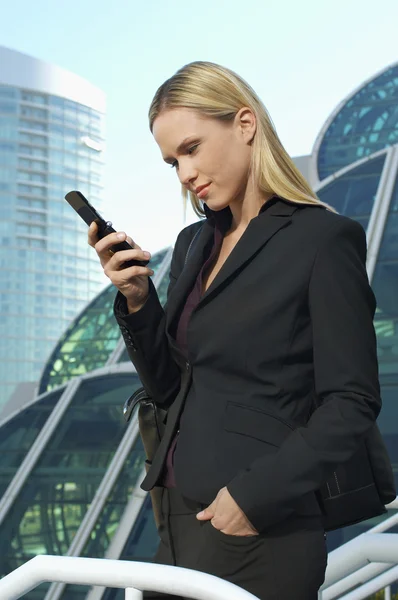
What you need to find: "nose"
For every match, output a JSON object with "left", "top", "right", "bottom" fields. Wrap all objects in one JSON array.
[{"left": 177, "top": 159, "right": 198, "bottom": 189}]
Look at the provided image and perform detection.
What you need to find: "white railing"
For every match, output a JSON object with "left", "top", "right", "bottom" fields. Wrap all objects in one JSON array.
[
  {"left": 1, "top": 501, "right": 397, "bottom": 600},
  {"left": 320, "top": 498, "right": 398, "bottom": 599},
  {"left": 0, "top": 555, "right": 260, "bottom": 600}
]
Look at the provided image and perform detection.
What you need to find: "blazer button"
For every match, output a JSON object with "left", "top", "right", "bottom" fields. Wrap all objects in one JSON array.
[{"left": 185, "top": 361, "right": 190, "bottom": 371}]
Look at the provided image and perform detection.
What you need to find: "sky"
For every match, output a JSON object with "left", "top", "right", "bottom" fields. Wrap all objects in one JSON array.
[{"left": 0, "top": 0, "right": 397, "bottom": 255}]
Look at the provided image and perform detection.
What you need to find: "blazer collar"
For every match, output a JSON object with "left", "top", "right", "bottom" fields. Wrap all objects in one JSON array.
[
  {"left": 203, "top": 194, "right": 299, "bottom": 226},
  {"left": 166, "top": 197, "right": 300, "bottom": 336}
]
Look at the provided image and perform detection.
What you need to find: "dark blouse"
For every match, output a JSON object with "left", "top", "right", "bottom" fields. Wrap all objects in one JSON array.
[
  {"left": 176, "top": 224, "right": 224, "bottom": 355},
  {"left": 162, "top": 224, "right": 224, "bottom": 487}
]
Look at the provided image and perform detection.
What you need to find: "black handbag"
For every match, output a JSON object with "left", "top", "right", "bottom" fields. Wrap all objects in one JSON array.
[{"left": 124, "top": 387, "right": 166, "bottom": 528}]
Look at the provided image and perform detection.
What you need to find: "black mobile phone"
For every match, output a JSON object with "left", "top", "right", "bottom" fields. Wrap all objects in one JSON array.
[{"left": 64, "top": 190, "right": 148, "bottom": 268}]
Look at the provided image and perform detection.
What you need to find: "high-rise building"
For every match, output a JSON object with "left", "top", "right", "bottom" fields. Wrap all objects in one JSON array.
[
  {"left": 0, "top": 62, "right": 397, "bottom": 600},
  {"left": 0, "top": 46, "right": 106, "bottom": 408}
]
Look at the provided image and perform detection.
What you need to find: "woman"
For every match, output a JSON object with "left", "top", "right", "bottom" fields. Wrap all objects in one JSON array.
[{"left": 88, "top": 62, "right": 381, "bottom": 599}]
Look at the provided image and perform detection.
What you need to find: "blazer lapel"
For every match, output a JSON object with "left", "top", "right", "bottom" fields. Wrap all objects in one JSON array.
[
  {"left": 198, "top": 199, "right": 299, "bottom": 306},
  {"left": 166, "top": 220, "right": 214, "bottom": 336},
  {"left": 166, "top": 198, "right": 300, "bottom": 334}
]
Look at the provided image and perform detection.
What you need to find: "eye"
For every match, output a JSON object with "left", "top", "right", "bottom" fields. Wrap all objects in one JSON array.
[
  {"left": 187, "top": 144, "right": 199, "bottom": 155},
  {"left": 169, "top": 143, "right": 199, "bottom": 169}
]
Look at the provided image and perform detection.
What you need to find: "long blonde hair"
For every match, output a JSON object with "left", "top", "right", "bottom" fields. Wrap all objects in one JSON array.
[{"left": 149, "top": 61, "right": 335, "bottom": 217}]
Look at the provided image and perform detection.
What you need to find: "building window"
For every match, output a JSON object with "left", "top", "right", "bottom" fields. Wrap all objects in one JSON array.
[
  {"left": 18, "top": 158, "right": 47, "bottom": 171},
  {"left": 18, "top": 132, "right": 47, "bottom": 146},
  {"left": 21, "top": 92, "right": 47, "bottom": 105},
  {"left": 0, "top": 100, "right": 17, "bottom": 114},
  {"left": 18, "top": 171, "right": 47, "bottom": 183},
  {"left": 16, "top": 198, "right": 46, "bottom": 209},
  {"left": 16, "top": 210, "right": 46, "bottom": 223},
  {"left": 0, "top": 116, "right": 17, "bottom": 140},
  {"left": 19, "top": 119, "right": 48, "bottom": 132},
  {"left": 19, "top": 145, "right": 48, "bottom": 158},
  {"left": 20, "top": 107, "right": 47, "bottom": 119}
]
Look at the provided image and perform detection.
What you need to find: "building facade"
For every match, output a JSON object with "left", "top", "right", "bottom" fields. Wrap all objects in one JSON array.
[
  {"left": 0, "top": 46, "right": 106, "bottom": 408},
  {"left": 0, "top": 62, "right": 397, "bottom": 600}
]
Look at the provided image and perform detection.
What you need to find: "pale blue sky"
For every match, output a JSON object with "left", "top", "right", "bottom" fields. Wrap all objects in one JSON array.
[{"left": 1, "top": 0, "right": 397, "bottom": 253}]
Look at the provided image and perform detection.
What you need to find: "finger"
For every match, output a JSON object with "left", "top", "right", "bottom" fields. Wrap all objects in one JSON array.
[
  {"left": 126, "top": 234, "right": 140, "bottom": 250},
  {"left": 196, "top": 504, "right": 215, "bottom": 521},
  {"left": 94, "top": 231, "right": 131, "bottom": 256},
  {"left": 88, "top": 221, "right": 99, "bottom": 247},
  {"left": 106, "top": 265, "right": 154, "bottom": 282},
  {"left": 109, "top": 248, "right": 152, "bottom": 270}
]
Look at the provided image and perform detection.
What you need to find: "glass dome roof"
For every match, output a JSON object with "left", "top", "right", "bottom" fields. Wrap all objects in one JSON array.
[
  {"left": 316, "top": 150, "right": 387, "bottom": 231},
  {"left": 316, "top": 63, "right": 398, "bottom": 180},
  {"left": 38, "top": 248, "right": 170, "bottom": 394}
]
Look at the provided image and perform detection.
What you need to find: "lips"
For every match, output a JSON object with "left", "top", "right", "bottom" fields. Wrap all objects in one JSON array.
[{"left": 195, "top": 184, "right": 210, "bottom": 199}]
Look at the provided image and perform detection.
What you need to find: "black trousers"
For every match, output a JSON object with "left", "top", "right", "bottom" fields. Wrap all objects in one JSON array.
[{"left": 143, "top": 487, "right": 328, "bottom": 600}]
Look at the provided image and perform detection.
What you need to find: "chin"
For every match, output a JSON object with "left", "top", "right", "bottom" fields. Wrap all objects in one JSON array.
[{"left": 203, "top": 199, "right": 230, "bottom": 212}]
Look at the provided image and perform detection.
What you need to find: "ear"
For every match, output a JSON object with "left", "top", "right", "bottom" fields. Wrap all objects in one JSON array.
[{"left": 235, "top": 107, "right": 256, "bottom": 144}]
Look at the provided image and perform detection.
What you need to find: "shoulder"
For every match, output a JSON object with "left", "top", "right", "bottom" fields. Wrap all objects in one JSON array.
[
  {"left": 173, "top": 219, "right": 205, "bottom": 256},
  {"left": 175, "top": 219, "right": 205, "bottom": 244},
  {"left": 169, "top": 219, "right": 205, "bottom": 274},
  {"left": 294, "top": 204, "right": 367, "bottom": 251}
]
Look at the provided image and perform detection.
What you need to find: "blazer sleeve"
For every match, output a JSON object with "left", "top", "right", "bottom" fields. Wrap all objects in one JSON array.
[
  {"left": 227, "top": 217, "right": 381, "bottom": 533},
  {"left": 113, "top": 224, "right": 198, "bottom": 407}
]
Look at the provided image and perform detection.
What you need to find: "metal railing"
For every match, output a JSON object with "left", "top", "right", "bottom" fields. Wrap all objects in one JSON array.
[
  {"left": 0, "top": 555, "right": 260, "bottom": 600},
  {"left": 1, "top": 501, "right": 397, "bottom": 600},
  {"left": 320, "top": 498, "right": 398, "bottom": 599}
]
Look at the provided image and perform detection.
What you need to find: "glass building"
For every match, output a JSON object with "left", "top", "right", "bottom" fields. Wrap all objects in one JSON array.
[
  {"left": 0, "top": 46, "right": 106, "bottom": 409},
  {"left": 0, "top": 62, "right": 397, "bottom": 600}
]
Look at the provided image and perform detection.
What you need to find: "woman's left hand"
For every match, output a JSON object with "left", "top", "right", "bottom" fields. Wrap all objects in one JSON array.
[{"left": 196, "top": 487, "right": 259, "bottom": 536}]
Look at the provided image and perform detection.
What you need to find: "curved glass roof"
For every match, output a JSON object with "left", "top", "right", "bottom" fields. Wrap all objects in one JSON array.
[
  {"left": 39, "top": 249, "right": 169, "bottom": 394},
  {"left": 0, "top": 388, "right": 64, "bottom": 498},
  {"left": 316, "top": 151, "right": 386, "bottom": 231},
  {"left": 0, "top": 373, "right": 142, "bottom": 586},
  {"left": 317, "top": 63, "right": 398, "bottom": 180},
  {"left": 372, "top": 172, "right": 398, "bottom": 378}
]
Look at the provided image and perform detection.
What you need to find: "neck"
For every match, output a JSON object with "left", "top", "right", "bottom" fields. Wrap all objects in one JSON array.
[{"left": 228, "top": 180, "right": 274, "bottom": 233}]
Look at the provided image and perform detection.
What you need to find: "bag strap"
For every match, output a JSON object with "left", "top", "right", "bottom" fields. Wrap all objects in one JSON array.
[{"left": 184, "top": 222, "right": 204, "bottom": 266}]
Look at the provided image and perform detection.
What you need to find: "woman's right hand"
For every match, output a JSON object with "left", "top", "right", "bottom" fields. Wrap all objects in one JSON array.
[{"left": 88, "top": 221, "right": 154, "bottom": 313}]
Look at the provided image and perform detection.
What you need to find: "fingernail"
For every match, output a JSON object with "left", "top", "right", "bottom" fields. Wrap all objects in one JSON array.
[
  {"left": 197, "top": 511, "right": 204, "bottom": 518},
  {"left": 117, "top": 232, "right": 125, "bottom": 240},
  {"left": 143, "top": 251, "right": 151, "bottom": 259}
]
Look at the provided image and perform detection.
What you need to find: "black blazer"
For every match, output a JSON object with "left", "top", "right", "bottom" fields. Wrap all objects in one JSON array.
[{"left": 115, "top": 197, "right": 381, "bottom": 533}]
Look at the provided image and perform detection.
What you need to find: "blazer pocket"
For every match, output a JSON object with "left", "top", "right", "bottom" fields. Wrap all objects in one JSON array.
[{"left": 224, "top": 401, "right": 293, "bottom": 447}]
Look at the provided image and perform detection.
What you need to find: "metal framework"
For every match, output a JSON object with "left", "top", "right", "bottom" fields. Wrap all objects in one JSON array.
[
  {"left": 313, "top": 144, "right": 398, "bottom": 281},
  {"left": 308, "top": 60, "right": 398, "bottom": 187},
  {"left": 0, "top": 377, "right": 82, "bottom": 525},
  {"left": 319, "top": 499, "right": 398, "bottom": 599}
]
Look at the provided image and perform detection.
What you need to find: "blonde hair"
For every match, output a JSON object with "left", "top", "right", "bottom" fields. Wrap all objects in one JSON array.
[{"left": 149, "top": 61, "right": 336, "bottom": 217}]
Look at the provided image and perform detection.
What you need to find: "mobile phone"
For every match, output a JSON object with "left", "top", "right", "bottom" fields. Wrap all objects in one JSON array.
[{"left": 65, "top": 190, "right": 148, "bottom": 268}]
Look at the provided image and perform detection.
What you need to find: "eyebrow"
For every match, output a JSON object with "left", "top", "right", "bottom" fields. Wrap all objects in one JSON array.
[{"left": 163, "top": 137, "right": 198, "bottom": 162}]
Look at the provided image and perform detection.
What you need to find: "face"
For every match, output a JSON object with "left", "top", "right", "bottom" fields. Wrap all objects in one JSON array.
[{"left": 152, "top": 107, "right": 256, "bottom": 212}]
